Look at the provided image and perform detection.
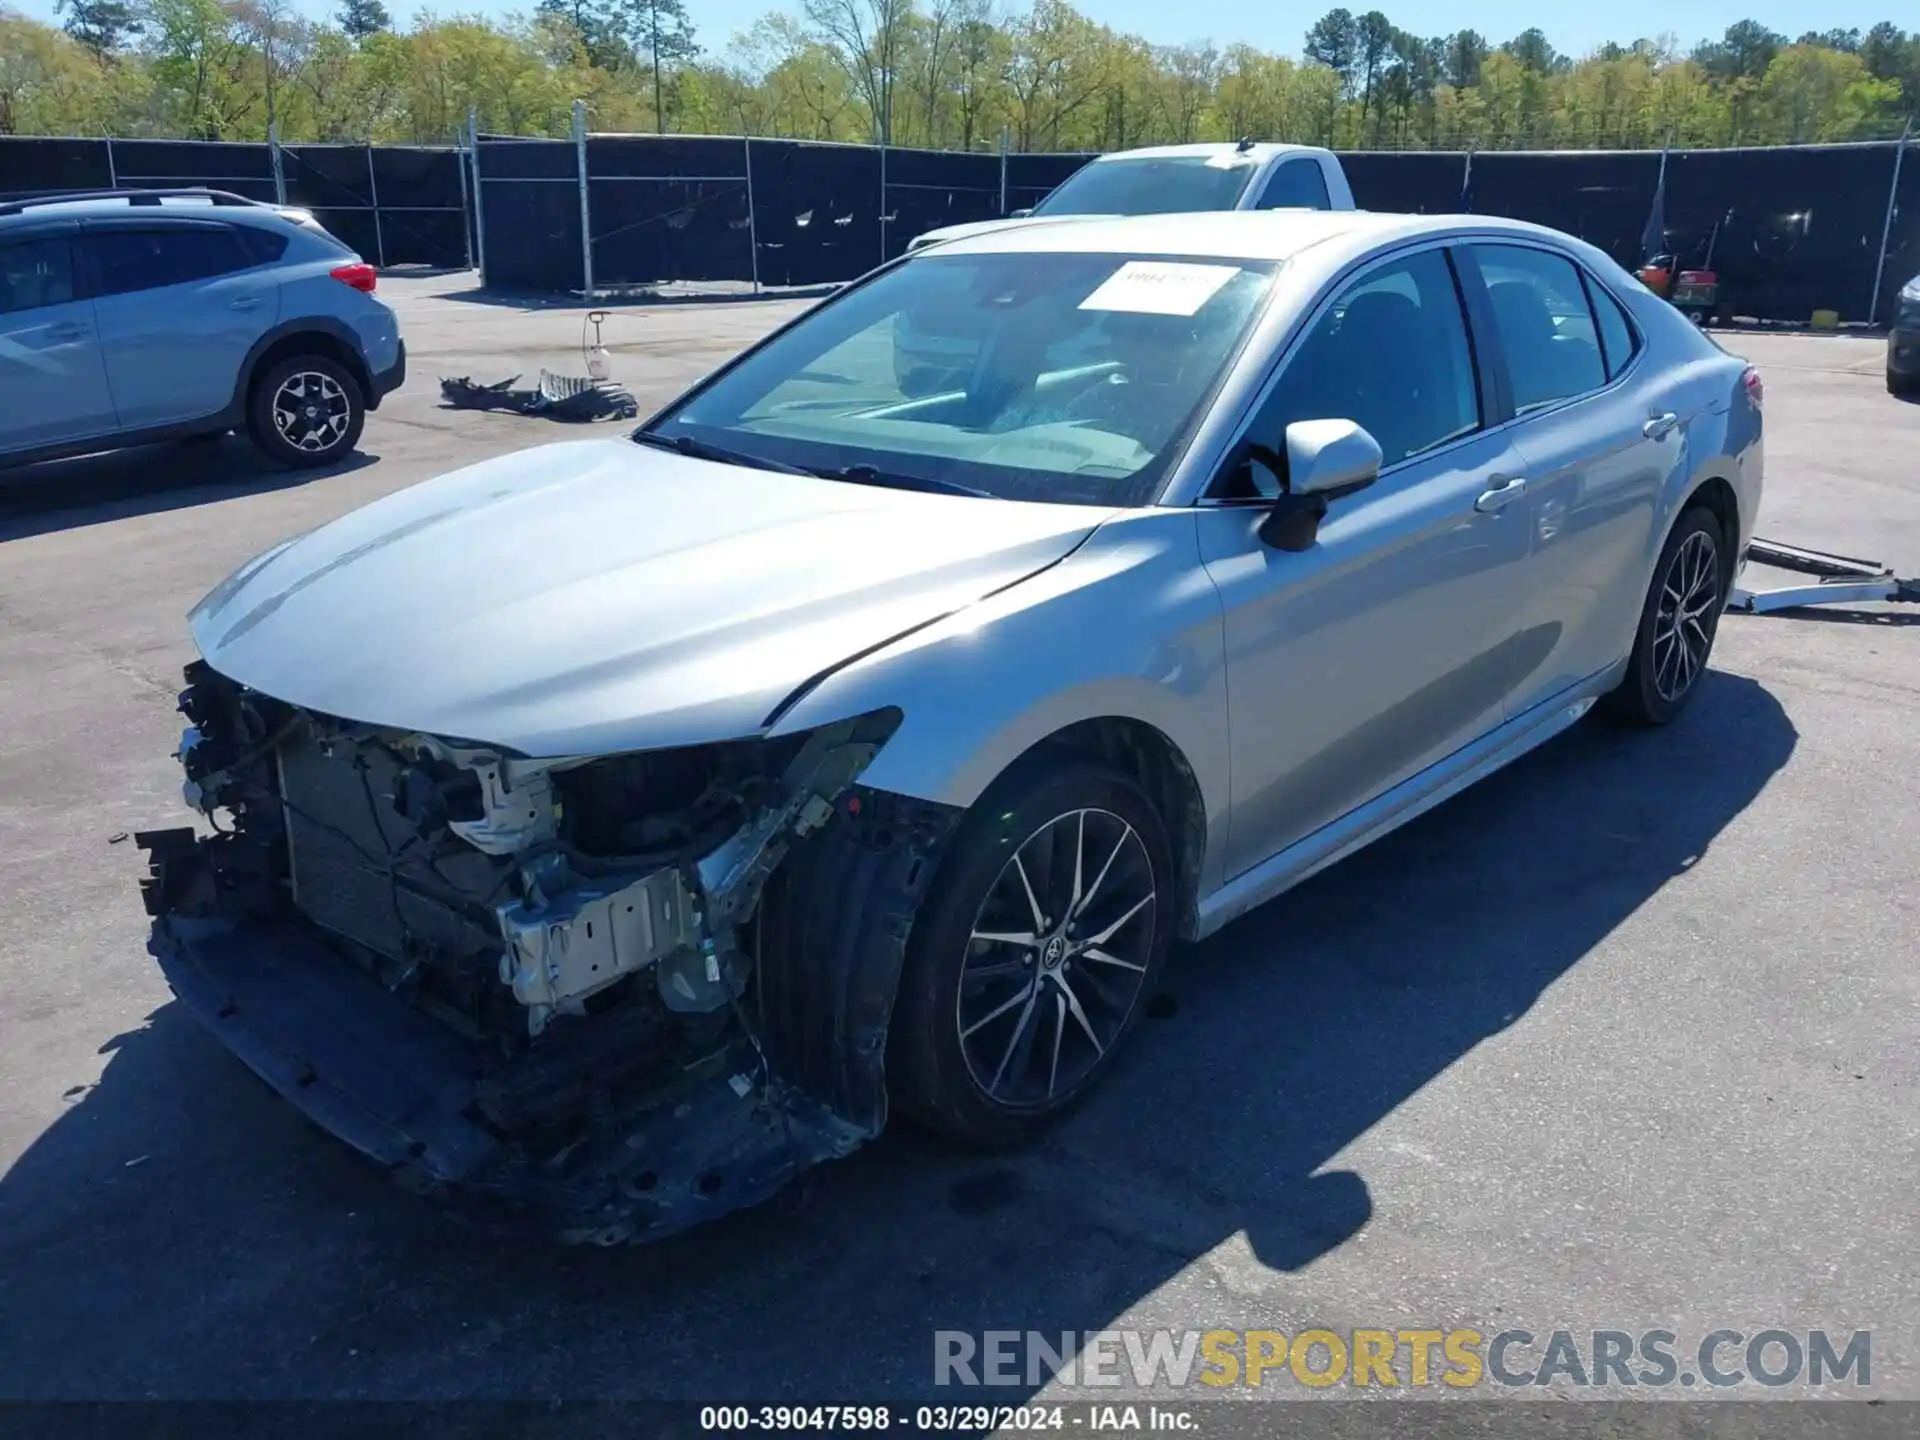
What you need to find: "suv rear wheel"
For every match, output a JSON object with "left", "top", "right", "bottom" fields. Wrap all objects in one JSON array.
[{"left": 248, "top": 354, "right": 365, "bottom": 468}]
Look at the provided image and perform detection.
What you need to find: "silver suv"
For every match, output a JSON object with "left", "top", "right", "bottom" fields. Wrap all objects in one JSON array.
[{"left": 0, "top": 188, "right": 404, "bottom": 470}]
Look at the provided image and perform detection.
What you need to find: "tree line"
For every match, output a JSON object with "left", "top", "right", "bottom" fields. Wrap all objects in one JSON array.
[{"left": 3, "top": 1, "right": 1917, "bottom": 153}]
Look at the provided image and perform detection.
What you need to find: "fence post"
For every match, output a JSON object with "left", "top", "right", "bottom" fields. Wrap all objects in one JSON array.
[
  {"left": 1869, "top": 119, "right": 1912, "bottom": 325},
  {"left": 998, "top": 126, "right": 1009, "bottom": 216},
  {"left": 365, "top": 143, "right": 386, "bottom": 268},
  {"left": 454, "top": 127, "right": 474, "bottom": 271},
  {"left": 743, "top": 136, "right": 761, "bottom": 296},
  {"left": 104, "top": 134, "right": 117, "bottom": 189},
  {"left": 878, "top": 142, "right": 888, "bottom": 265},
  {"left": 469, "top": 108, "right": 488, "bottom": 286},
  {"left": 269, "top": 122, "right": 286, "bottom": 205},
  {"left": 572, "top": 98, "right": 594, "bottom": 297}
]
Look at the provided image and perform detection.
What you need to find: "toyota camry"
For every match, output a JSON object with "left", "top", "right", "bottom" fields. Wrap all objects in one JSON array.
[{"left": 137, "top": 209, "right": 1763, "bottom": 1243}]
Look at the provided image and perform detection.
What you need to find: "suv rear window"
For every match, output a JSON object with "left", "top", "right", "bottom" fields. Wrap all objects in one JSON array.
[
  {"left": 236, "top": 226, "right": 290, "bottom": 266},
  {"left": 87, "top": 225, "right": 255, "bottom": 297}
]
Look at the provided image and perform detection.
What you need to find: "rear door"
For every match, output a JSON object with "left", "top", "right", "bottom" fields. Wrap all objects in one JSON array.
[
  {"left": 1459, "top": 241, "right": 1679, "bottom": 715},
  {"left": 81, "top": 219, "right": 282, "bottom": 429},
  {"left": 0, "top": 222, "right": 119, "bottom": 455}
]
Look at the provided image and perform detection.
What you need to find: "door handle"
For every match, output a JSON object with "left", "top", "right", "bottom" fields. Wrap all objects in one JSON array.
[
  {"left": 1643, "top": 410, "right": 1679, "bottom": 439},
  {"left": 1474, "top": 474, "right": 1528, "bottom": 514},
  {"left": 230, "top": 296, "right": 262, "bottom": 311},
  {"left": 45, "top": 322, "right": 87, "bottom": 342}
]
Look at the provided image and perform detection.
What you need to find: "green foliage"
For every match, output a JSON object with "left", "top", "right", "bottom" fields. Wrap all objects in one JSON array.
[{"left": 0, "top": 4, "right": 1912, "bottom": 149}]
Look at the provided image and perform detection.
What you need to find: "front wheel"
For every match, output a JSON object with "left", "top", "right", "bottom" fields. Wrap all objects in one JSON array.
[
  {"left": 248, "top": 355, "right": 365, "bottom": 468},
  {"left": 1890, "top": 367, "right": 1920, "bottom": 398},
  {"left": 1603, "top": 505, "right": 1727, "bottom": 725},
  {"left": 890, "top": 759, "right": 1173, "bottom": 1148}
]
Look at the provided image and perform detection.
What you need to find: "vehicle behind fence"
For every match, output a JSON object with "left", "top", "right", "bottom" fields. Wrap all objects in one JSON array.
[{"left": 4, "top": 132, "right": 1914, "bottom": 324}]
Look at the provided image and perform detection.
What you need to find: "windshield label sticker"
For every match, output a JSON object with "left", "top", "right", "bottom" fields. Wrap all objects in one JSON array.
[{"left": 1079, "top": 261, "right": 1241, "bottom": 317}]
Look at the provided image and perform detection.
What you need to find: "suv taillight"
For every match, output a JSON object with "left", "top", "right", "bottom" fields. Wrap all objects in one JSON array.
[
  {"left": 329, "top": 262, "right": 377, "bottom": 294},
  {"left": 1743, "top": 366, "right": 1763, "bottom": 407}
]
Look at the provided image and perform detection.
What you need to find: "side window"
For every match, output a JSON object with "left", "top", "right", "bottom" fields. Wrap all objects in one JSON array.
[
  {"left": 0, "top": 235, "right": 76, "bottom": 314},
  {"left": 1586, "top": 275, "right": 1640, "bottom": 379},
  {"left": 236, "top": 227, "right": 290, "bottom": 266},
  {"left": 1258, "top": 160, "right": 1332, "bottom": 211},
  {"left": 1237, "top": 247, "right": 1479, "bottom": 492},
  {"left": 87, "top": 226, "right": 254, "bottom": 298},
  {"left": 1471, "top": 243, "right": 1608, "bottom": 412}
]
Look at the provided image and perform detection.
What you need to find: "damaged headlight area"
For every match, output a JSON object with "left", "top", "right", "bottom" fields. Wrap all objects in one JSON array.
[{"left": 138, "top": 660, "right": 955, "bottom": 1243}]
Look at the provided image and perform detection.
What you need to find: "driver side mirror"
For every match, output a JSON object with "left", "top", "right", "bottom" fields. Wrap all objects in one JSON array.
[
  {"left": 1008, "top": 208, "right": 1034, "bottom": 219},
  {"left": 1253, "top": 419, "right": 1384, "bottom": 552}
]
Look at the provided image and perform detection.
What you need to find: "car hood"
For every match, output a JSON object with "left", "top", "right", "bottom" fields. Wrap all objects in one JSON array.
[
  {"left": 911, "top": 214, "right": 1115, "bottom": 249},
  {"left": 190, "top": 438, "right": 1109, "bottom": 757}
]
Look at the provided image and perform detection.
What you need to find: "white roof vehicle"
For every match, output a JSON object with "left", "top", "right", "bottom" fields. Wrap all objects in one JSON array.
[{"left": 905, "top": 141, "right": 1357, "bottom": 253}]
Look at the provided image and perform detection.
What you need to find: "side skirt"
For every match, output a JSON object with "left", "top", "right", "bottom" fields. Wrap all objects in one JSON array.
[{"left": 1194, "top": 674, "right": 1619, "bottom": 941}]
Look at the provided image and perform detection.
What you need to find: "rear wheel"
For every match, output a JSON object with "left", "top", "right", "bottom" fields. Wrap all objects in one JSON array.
[
  {"left": 890, "top": 758, "right": 1172, "bottom": 1148},
  {"left": 248, "top": 355, "right": 365, "bottom": 468},
  {"left": 1890, "top": 367, "right": 1919, "bottom": 398},
  {"left": 1603, "top": 505, "right": 1727, "bottom": 725}
]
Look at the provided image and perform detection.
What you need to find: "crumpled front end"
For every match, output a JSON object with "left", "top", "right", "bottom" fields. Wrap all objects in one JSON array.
[{"left": 138, "top": 660, "right": 958, "bottom": 1243}]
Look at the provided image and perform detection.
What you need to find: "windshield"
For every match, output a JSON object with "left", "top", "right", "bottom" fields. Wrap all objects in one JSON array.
[
  {"left": 645, "top": 250, "right": 1277, "bottom": 507},
  {"left": 1032, "top": 155, "right": 1260, "bottom": 217}
]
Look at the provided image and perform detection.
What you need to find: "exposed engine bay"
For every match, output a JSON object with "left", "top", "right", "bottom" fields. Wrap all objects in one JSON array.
[{"left": 138, "top": 661, "right": 957, "bottom": 1242}]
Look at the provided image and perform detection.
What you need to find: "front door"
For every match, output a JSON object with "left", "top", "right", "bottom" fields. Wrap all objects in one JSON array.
[
  {"left": 1198, "top": 244, "right": 1540, "bottom": 878},
  {"left": 0, "top": 224, "right": 118, "bottom": 455}
]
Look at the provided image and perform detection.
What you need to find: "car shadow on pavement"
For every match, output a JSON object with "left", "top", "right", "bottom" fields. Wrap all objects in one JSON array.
[
  {"left": 0, "top": 436, "right": 376, "bottom": 544},
  {"left": 0, "top": 671, "right": 1795, "bottom": 1401}
]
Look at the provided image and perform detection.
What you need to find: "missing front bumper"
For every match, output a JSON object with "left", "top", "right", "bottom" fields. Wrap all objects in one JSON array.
[{"left": 150, "top": 911, "right": 868, "bottom": 1243}]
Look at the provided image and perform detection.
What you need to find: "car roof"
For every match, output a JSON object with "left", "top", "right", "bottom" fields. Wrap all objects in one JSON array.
[
  {"left": 919, "top": 209, "right": 1586, "bottom": 265},
  {"left": 1089, "top": 142, "right": 1327, "bottom": 164},
  {"left": 0, "top": 193, "right": 305, "bottom": 228}
]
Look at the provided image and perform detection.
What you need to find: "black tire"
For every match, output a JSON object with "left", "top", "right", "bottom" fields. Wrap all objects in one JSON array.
[
  {"left": 247, "top": 354, "right": 365, "bottom": 469},
  {"left": 1890, "top": 367, "right": 1920, "bottom": 398},
  {"left": 889, "top": 757, "right": 1173, "bottom": 1149},
  {"left": 1602, "top": 505, "right": 1727, "bottom": 726}
]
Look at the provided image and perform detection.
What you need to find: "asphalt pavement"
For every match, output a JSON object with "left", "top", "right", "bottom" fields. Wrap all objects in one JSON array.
[{"left": 0, "top": 275, "right": 1915, "bottom": 1408}]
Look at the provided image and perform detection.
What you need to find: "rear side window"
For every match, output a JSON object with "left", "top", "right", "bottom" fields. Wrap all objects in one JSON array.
[
  {"left": 0, "top": 235, "right": 76, "bottom": 314},
  {"left": 1586, "top": 277, "right": 1641, "bottom": 379},
  {"left": 1471, "top": 243, "right": 1608, "bottom": 413},
  {"left": 236, "top": 226, "right": 290, "bottom": 266},
  {"left": 86, "top": 225, "right": 255, "bottom": 298},
  {"left": 1258, "top": 160, "right": 1332, "bottom": 211}
]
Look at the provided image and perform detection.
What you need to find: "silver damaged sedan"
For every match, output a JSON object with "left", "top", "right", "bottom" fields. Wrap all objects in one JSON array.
[{"left": 138, "top": 210, "right": 1764, "bottom": 1242}]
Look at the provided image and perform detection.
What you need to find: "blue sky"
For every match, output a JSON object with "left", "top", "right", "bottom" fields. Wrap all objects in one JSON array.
[{"left": 7, "top": 0, "right": 1892, "bottom": 61}]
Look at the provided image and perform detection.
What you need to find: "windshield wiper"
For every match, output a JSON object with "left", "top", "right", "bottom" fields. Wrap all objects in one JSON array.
[
  {"left": 811, "top": 464, "right": 992, "bottom": 499},
  {"left": 632, "top": 430, "right": 811, "bottom": 476}
]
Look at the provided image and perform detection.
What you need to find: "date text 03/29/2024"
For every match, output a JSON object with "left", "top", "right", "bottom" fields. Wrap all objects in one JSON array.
[{"left": 698, "top": 1406, "right": 1192, "bottom": 1432}]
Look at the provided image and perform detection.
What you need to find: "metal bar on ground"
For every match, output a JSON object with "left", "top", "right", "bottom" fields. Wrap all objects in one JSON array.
[
  {"left": 469, "top": 109, "right": 487, "bottom": 286},
  {"left": 1728, "top": 536, "right": 1919, "bottom": 613},
  {"left": 269, "top": 123, "right": 286, "bottom": 205},
  {"left": 1868, "top": 119, "right": 1912, "bottom": 325},
  {"left": 573, "top": 99, "right": 594, "bottom": 297},
  {"left": 454, "top": 129, "right": 473, "bottom": 270},
  {"left": 365, "top": 143, "right": 386, "bottom": 268},
  {"left": 743, "top": 136, "right": 761, "bottom": 296}
]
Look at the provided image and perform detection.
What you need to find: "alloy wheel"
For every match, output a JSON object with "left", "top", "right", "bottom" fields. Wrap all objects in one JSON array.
[
  {"left": 271, "top": 371, "right": 352, "bottom": 454},
  {"left": 954, "top": 807, "right": 1156, "bottom": 1109},
  {"left": 1652, "top": 528, "right": 1721, "bottom": 702}
]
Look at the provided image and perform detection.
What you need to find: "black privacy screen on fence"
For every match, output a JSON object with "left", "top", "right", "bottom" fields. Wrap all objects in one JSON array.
[
  {"left": 1, "top": 133, "right": 1913, "bottom": 321},
  {"left": 0, "top": 136, "right": 468, "bottom": 267}
]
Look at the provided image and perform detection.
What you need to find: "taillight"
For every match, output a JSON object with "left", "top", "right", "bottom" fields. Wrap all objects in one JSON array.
[
  {"left": 329, "top": 262, "right": 377, "bottom": 294},
  {"left": 1742, "top": 366, "right": 1763, "bottom": 407}
]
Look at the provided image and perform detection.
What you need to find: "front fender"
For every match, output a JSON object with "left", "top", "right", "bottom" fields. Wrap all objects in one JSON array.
[{"left": 767, "top": 508, "right": 1233, "bottom": 897}]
